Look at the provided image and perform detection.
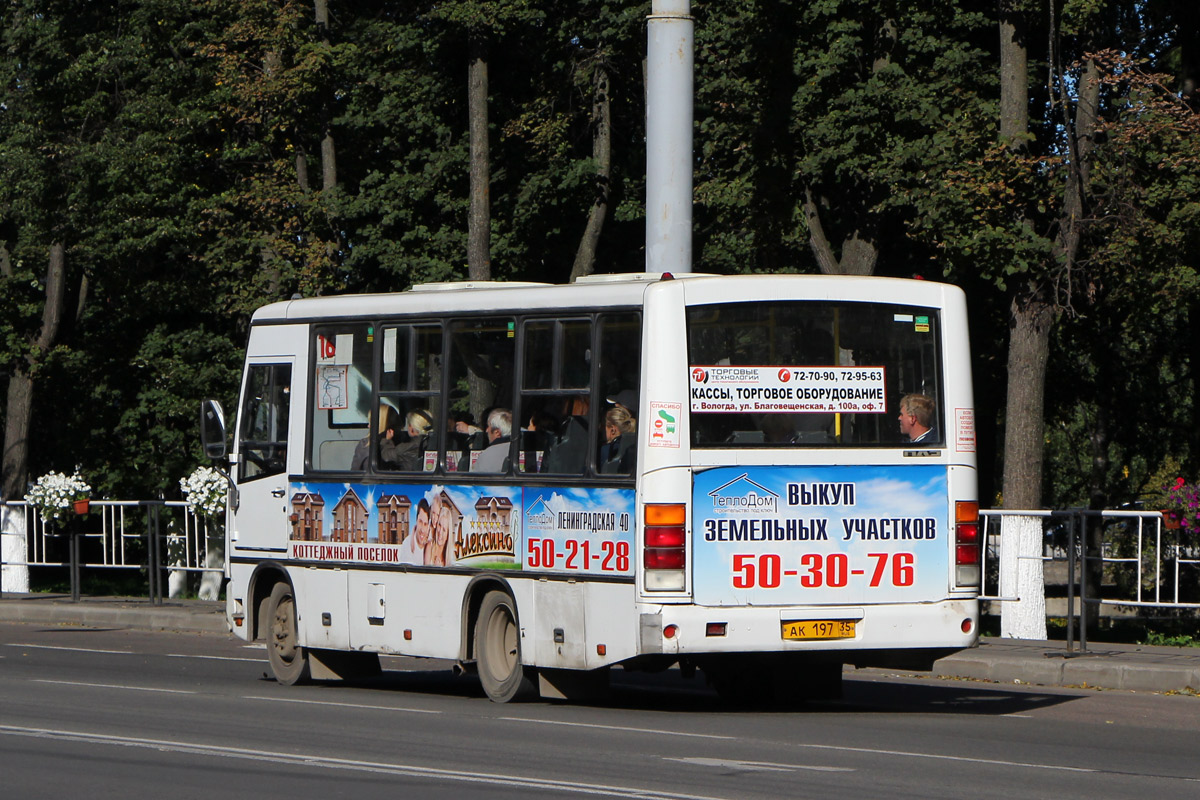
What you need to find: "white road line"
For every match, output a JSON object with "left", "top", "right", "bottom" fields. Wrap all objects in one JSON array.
[
  {"left": 7, "top": 641, "right": 260, "bottom": 663},
  {"left": 791, "top": 741, "right": 1200, "bottom": 782},
  {"left": 8, "top": 643, "right": 134, "bottom": 655},
  {"left": 166, "top": 653, "right": 264, "bottom": 663},
  {"left": 667, "top": 757, "right": 853, "bottom": 773},
  {"left": 245, "top": 695, "right": 441, "bottom": 714},
  {"left": 795, "top": 741, "right": 1098, "bottom": 773},
  {"left": 498, "top": 716, "right": 734, "bottom": 741},
  {"left": 0, "top": 725, "right": 733, "bottom": 800},
  {"left": 32, "top": 679, "right": 197, "bottom": 695}
]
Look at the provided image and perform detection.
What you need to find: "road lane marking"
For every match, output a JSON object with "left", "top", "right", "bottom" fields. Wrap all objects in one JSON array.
[
  {"left": 0, "top": 725, "right": 733, "bottom": 800},
  {"left": 7, "top": 642, "right": 260, "bottom": 663},
  {"left": 792, "top": 741, "right": 1200, "bottom": 783},
  {"left": 245, "top": 695, "right": 441, "bottom": 714},
  {"left": 498, "top": 717, "right": 734, "bottom": 740},
  {"left": 794, "top": 741, "right": 1098, "bottom": 773},
  {"left": 667, "top": 757, "right": 853, "bottom": 773},
  {"left": 32, "top": 680, "right": 197, "bottom": 695},
  {"left": 9, "top": 643, "right": 134, "bottom": 655}
]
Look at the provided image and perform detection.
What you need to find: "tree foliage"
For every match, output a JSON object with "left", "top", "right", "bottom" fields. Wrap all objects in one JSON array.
[{"left": 0, "top": 1, "right": 1196, "bottom": 508}]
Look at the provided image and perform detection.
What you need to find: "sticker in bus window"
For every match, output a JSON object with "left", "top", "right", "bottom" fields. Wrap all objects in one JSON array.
[
  {"left": 955, "top": 408, "right": 976, "bottom": 452},
  {"left": 689, "top": 365, "right": 887, "bottom": 414},
  {"left": 317, "top": 365, "right": 349, "bottom": 410},
  {"left": 648, "top": 401, "right": 681, "bottom": 448},
  {"left": 914, "top": 316, "right": 930, "bottom": 333},
  {"left": 383, "top": 327, "right": 397, "bottom": 372}
]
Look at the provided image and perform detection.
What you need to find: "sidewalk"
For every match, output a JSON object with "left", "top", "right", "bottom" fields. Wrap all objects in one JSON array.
[
  {"left": 0, "top": 592, "right": 227, "bottom": 635},
  {"left": 2, "top": 592, "right": 1198, "bottom": 695}
]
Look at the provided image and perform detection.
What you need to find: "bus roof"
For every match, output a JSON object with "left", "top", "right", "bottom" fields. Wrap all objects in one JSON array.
[{"left": 250, "top": 272, "right": 962, "bottom": 323}]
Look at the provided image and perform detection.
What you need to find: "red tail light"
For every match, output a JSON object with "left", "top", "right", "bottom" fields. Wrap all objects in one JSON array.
[
  {"left": 955, "top": 501, "right": 981, "bottom": 585},
  {"left": 644, "top": 548, "right": 686, "bottom": 569},
  {"left": 644, "top": 504, "right": 686, "bottom": 590}
]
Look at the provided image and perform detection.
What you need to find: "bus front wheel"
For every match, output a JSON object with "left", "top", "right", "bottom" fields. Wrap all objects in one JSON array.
[
  {"left": 266, "top": 582, "right": 311, "bottom": 685},
  {"left": 475, "top": 591, "right": 534, "bottom": 703}
]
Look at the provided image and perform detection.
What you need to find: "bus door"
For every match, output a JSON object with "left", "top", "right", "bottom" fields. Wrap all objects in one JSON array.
[{"left": 232, "top": 354, "right": 295, "bottom": 553}]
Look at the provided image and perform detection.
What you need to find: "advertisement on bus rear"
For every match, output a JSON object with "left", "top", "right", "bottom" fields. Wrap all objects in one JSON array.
[
  {"left": 689, "top": 365, "right": 888, "bottom": 414},
  {"left": 691, "top": 465, "right": 950, "bottom": 606}
]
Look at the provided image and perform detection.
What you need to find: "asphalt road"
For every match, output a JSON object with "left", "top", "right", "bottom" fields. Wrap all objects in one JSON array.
[{"left": 1, "top": 623, "right": 1198, "bottom": 799}]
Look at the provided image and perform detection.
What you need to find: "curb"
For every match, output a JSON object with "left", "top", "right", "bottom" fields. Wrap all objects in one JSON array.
[
  {"left": 0, "top": 596, "right": 227, "bottom": 635},
  {"left": 932, "top": 642, "right": 1200, "bottom": 694}
]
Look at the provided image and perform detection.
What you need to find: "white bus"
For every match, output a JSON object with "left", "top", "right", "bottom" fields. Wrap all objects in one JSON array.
[{"left": 201, "top": 272, "right": 981, "bottom": 703}]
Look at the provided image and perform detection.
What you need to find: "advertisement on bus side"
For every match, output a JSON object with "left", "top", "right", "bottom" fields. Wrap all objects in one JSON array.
[
  {"left": 691, "top": 465, "right": 950, "bottom": 606},
  {"left": 286, "top": 481, "right": 634, "bottom": 577}
]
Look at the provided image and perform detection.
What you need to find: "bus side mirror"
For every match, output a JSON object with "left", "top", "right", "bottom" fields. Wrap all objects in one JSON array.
[{"left": 201, "top": 399, "right": 228, "bottom": 459}]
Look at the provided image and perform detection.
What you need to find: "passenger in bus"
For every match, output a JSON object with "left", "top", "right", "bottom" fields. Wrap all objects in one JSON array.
[
  {"left": 381, "top": 409, "right": 435, "bottom": 471},
  {"left": 600, "top": 406, "right": 637, "bottom": 472},
  {"left": 401, "top": 498, "right": 431, "bottom": 565},
  {"left": 472, "top": 408, "right": 513, "bottom": 473},
  {"left": 351, "top": 403, "right": 400, "bottom": 470},
  {"left": 541, "top": 395, "right": 590, "bottom": 473},
  {"left": 606, "top": 388, "right": 638, "bottom": 419},
  {"left": 898, "top": 393, "right": 936, "bottom": 443},
  {"left": 760, "top": 414, "right": 798, "bottom": 444}
]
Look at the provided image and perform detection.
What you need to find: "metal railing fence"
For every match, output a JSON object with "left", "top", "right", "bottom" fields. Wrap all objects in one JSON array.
[
  {"left": 0, "top": 500, "right": 222, "bottom": 604},
  {"left": 4, "top": 500, "right": 1197, "bottom": 641},
  {"left": 981, "top": 508, "right": 1200, "bottom": 650}
]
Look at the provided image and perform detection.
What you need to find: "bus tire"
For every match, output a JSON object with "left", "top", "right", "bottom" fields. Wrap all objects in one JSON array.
[
  {"left": 475, "top": 590, "right": 534, "bottom": 703},
  {"left": 266, "top": 582, "right": 311, "bottom": 685}
]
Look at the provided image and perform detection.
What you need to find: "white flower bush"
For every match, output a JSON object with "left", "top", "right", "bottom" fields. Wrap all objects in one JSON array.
[
  {"left": 180, "top": 466, "right": 228, "bottom": 518},
  {"left": 25, "top": 470, "right": 92, "bottom": 523}
]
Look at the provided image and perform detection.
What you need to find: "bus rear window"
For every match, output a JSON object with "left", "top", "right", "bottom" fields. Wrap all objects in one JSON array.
[{"left": 686, "top": 301, "right": 943, "bottom": 447}]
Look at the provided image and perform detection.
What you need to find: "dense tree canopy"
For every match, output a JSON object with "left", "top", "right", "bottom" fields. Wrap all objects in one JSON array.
[{"left": 1, "top": 0, "right": 1197, "bottom": 508}]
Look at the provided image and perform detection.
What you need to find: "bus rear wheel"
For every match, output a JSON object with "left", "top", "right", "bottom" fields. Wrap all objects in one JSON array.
[
  {"left": 266, "top": 582, "right": 311, "bottom": 685},
  {"left": 475, "top": 591, "right": 534, "bottom": 703}
]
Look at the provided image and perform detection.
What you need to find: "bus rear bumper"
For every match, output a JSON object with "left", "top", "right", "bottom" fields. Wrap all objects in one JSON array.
[{"left": 637, "top": 597, "right": 979, "bottom": 669}]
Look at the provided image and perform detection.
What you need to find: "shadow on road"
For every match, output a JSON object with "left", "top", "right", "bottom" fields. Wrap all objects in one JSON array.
[{"left": 314, "top": 661, "right": 1082, "bottom": 717}]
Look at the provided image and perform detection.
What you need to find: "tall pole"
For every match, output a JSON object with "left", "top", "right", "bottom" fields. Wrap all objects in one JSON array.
[{"left": 645, "top": 0, "right": 694, "bottom": 274}]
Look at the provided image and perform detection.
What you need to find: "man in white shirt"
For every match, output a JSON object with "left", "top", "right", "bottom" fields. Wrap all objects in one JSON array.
[{"left": 472, "top": 408, "right": 513, "bottom": 473}]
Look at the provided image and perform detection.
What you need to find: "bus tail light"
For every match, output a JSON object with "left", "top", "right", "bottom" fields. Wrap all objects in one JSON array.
[
  {"left": 644, "top": 504, "right": 686, "bottom": 591},
  {"left": 955, "top": 501, "right": 981, "bottom": 586}
]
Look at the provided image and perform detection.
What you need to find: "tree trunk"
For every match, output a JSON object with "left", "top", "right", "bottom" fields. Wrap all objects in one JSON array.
[
  {"left": 998, "top": 2, "right": 1028, "bottom": 145},
  {"left": 570, "top": 63, "right": 612, "bottom": 282},
  {"left": 803, "top": 190, "right": 878, "bottom": 276},
  {"left": 467, "top": 35, "right": 491, "bottom": 281},
  {"left": 2, "top": 243, "right": 66, "bottom": 595},
  {"left": 997, "top": 4, "right": 1046, "bottom": 639},
  {"left": 1001, "top": 289, "right": 1054, "bottom": 509},
  {"left": 314, "top": 0, "right": 337, "bottom": 192},
  {"left": 2, "top": 243, "right": 67, "bottom": 501}
]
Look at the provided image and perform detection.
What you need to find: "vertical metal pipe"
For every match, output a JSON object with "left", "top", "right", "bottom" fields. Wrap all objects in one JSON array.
[
  {"left": 70, "top": 523, "right": 80, "bottom": 603},
  {"left": 645, "top": 0, "right": 694, "bottom": 274},
  {"left": 1079, "top": 513, "right": 1089, "bottom": 651},
  {"left": 1066, "top": 513, "right": 1076, "bottom": 651}
]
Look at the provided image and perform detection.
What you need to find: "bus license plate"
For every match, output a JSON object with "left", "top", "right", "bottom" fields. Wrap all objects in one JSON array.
[{"left": 781, "top": 620, "right": 856, "bottom": 640}]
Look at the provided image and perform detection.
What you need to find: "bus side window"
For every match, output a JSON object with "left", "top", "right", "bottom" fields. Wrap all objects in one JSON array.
[
  {"left": 378, "top": 323, "right": 442, "bottom": 473},
  {"left": 309, "top": 326, "right": 373, "bottom": 472},
  {"left": 447, "top": 318, "right": 514, "bottom": 474},
  {"left": 594, "top": 312, "right": 641, "bottom": 477},
  {"left": 521, "top": 318, "right": 592, "bottom": 476},
  {"left": 239, "top": 363, "right": 291, "bottom": 482}
]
